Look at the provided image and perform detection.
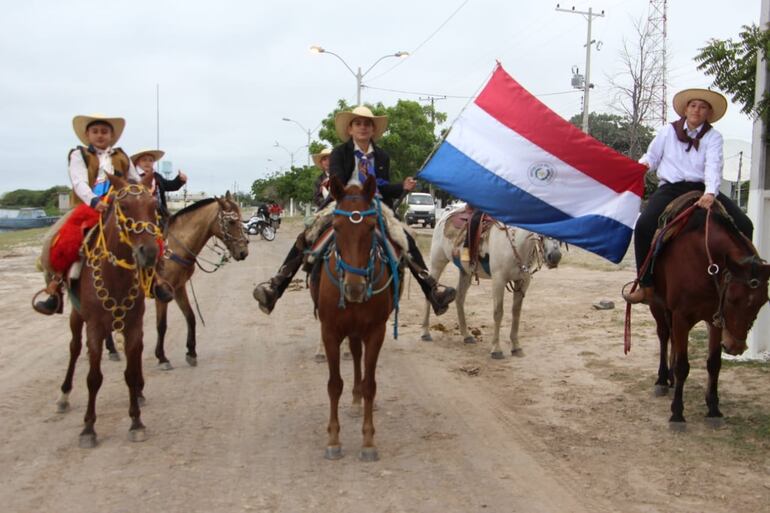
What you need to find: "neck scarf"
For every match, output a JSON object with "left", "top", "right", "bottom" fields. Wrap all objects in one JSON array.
[{"left": 672, "top": 117, "right": 711, "bottom": 152}]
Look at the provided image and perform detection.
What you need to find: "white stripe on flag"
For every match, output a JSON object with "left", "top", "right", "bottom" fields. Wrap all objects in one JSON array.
[{"left": 446, "top": 104, "right": 640, "bottom": 229}]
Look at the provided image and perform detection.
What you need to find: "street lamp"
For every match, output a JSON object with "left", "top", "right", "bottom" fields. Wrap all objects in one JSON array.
[
  {"left": 273, "top": 141, "right": 305, "bottom": 168},
  {"left": 309, "top": 45, "right": 409, "bottom": 105},
  {"left": 281, "top": 117, "right": 323, "bottom": 166}
]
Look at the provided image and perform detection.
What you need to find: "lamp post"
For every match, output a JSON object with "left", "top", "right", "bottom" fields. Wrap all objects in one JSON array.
[
  {"left": 309, "top": 45, "right": 409, "bottom": 105},
  {"left": 281, "top": 118, "right": 322, "bottom": 166},
  {"left": 273, "top": 141, "right": 305, "bottom": 168}
]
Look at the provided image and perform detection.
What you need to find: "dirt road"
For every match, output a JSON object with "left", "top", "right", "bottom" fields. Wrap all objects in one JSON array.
[{"left": 0, "top": 221, "right": 768, "bottom": 513}]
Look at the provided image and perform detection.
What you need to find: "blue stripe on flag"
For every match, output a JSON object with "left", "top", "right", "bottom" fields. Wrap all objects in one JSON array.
[{"left": 420, "top": 142, "right": 633, "bottom": 263}]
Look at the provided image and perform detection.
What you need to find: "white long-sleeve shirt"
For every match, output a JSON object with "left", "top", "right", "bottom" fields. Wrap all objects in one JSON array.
[
  {"left": 68, "top": 147, "right": 139, "bottom": 205},
  {"left": 639, "top": 122, "right": 723, "bottom": 195}
]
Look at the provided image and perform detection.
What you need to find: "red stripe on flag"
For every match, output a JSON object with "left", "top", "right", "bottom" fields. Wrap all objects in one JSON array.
[{"left": 475, "top": 65, "right": 646, "bottom": 197}]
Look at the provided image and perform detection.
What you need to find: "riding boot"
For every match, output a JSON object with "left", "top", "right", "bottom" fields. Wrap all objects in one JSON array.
[
  {"left": 33, "top": 274, "right": 64, "bottom": 315},
  {"left": 253, "top": 234, "right": 307, "bottom": 314},
  {"left": 623, "top": 285, "right": 654, "bottom": 305},
  {"left": 414, "top": 269, "right": 457, "bottom": 316}
]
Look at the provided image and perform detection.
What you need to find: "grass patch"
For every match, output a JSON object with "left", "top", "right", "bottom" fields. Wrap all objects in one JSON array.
[{"left": 0, "top": 227, "right": 48, "bottom": 251}]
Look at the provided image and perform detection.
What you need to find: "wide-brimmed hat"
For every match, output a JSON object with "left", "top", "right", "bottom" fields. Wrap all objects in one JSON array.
[
  {"left": 334, "top": 106, "right": 388, "bottom": 142},
  {"left": 672, "top": 89, "right": 728, "bottom": 123},
  {"left": 312, "top": 148, "right": 332, "bottom": 168},
  {"left": 72, "top": 113, "right": 126, "bottom": 146},
  {"left": 130, "top": 149, "right": 165, "bottom": 164}
]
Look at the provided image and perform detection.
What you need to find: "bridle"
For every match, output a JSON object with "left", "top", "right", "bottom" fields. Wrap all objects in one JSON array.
[
  {"left": 326, "top": 195, "right": 402, "bottom": 338},
  {"left": 704, "top": 208, "right": 765, "bottom": 328},
  {"left": 83, "top": 183, "right": 163, "bottom": 337}
]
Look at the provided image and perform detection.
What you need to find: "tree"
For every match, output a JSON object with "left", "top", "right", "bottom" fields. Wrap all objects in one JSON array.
[
  {"left": 607, "top": 16, "right": 662, "bottom": 159},
  {"left": 695, "top": 24, "right": 770, "bottom": 119},
  {"left": 569, "top": 112, "right": 654, "bottom": 157},
  {"left": 253, "top": 98, "right": 446, "bottom": 205}
]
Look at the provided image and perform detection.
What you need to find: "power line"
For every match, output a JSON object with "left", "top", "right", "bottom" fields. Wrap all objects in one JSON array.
[
  {"left": 366, "top": 0, "right": 471, "bottom": 82},
  {"left": 363, "top": 84, "right": 580, "bottom": 99}
]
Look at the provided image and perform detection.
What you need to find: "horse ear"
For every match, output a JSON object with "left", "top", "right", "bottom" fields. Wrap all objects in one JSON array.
[
  {"left": 225, "top": 190, "right": 232, "bottom": 201},
  {"left": 140, "top": 171, "right": 154, "bottom": 189},
  {"left": 363, "top": 174, "right": 376, "bottom": 202},
  {"left": 107, "top": 171, "right": 127, "bottom": 190},
  {"left": 330, "top": 175, "right": 345, "bottom": 201}
]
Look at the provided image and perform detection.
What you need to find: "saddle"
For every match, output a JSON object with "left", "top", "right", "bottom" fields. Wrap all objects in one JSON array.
[
  {"left": 655, "top": 191, "right": 731, "bottom": 248},
  {"left": 444, "top": 207, "right": 495, "bottom": 273}
]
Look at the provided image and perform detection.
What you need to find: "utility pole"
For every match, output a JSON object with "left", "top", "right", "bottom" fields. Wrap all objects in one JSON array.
[
  {"left": 736, "top": 151, "right": 743, "bottom": 208},
  {"left": 647, "top": 0, "right": 669, "bottom": 126},
  {"left": 746, "top": 0, "right": 770, "bottom": 358},
  {"left": 418, "top": 95, "right": 447, "bottom": 132},
  {"left": 556, "top": 4, "right": 605, "bottom": 133}
]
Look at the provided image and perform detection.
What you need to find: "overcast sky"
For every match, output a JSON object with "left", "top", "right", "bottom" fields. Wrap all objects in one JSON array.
[{"left": 0, "top": 0, "right": 762, "bottom": 196}]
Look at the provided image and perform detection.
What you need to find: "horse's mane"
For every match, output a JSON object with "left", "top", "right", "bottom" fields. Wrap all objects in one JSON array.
[
  {"left": 682, "top": 207, "right": 756, "bottom": 256},
  {"left": 169, "top": 197, "right": 217, "bottom": 226}
]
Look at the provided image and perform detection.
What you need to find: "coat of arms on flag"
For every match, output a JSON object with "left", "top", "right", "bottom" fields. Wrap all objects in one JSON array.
[{"left": 419, "top": 63, "right": 647, "bottom": 263}]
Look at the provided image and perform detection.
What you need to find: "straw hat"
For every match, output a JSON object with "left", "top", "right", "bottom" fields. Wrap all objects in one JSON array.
[
  {"left": 130, "top": 149, "right": 165, "bottom": 164},
  {"left": 334, "top": 106, "right": 388, "bottom": 142},
  {"left": 312, "top": 148, "right": 332, "bottom": 168},
  {"left": 672, "top": 89, "right": 728, "bottom": 123},
  {"left": 72, "top": 113, "right": 126, "bottom": 146}
]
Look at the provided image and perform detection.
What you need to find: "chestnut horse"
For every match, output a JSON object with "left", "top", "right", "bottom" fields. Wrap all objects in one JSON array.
[
  {"left": 151, "top": 193, "right": 249, "bottom": 369},
  {"left": 638, "top": 204, "right": 770, "bottom": 430},
  {"left": 310, "top": 175, "right": 401, "bottom": 461},
  {"left": 57, "top": 172, "right": 162, "bottom": 447}
]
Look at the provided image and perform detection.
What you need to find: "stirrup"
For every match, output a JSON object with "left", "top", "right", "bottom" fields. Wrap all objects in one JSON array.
[
  {"left": 31, "top": 289, "right": 62, "bottom": 315},
  {"left": 622, "top": 281, "right": 652, "bottom": 305}
]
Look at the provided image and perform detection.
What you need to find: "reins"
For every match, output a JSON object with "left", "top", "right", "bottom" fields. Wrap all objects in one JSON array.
[{"left": 624, "top": 203, "right": 697, "bottom": 354}]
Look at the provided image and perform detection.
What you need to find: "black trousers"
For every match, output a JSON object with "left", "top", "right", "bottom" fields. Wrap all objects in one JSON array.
[{"left": 634, "top": 181, "right": 754, "bottom": 286}]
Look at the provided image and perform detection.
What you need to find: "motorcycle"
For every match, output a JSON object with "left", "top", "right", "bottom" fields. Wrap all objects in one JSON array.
[
  {"left": 242, "top": 206, "right": 276, "bottom": 241},
  {"left": 267, "top": 203, "right": 283, "bottom": 231}
]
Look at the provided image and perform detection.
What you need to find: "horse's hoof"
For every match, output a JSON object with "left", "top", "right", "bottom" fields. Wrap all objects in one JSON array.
[
  {"left": 79, "top": 433, "right": 97, "bottom": 448},
  {"left": 653, "top": 385, "right": 669, "bottom": 397},
  {"left": 358, "top": 447, "right": 379, "bottom": 462},
  {"left": 342, "top": 352, "right": 353, "bottom": 361},
  {"left": 705, "top": 416, "right": 725, "bottom": 429},
  {"left": 314, "top": 353, "right": 326, "bottom": 363},
  {"left": 669, "top": 421, "right": 687, "bottom": 433},
  {"left": 324, "top": 446, "right": 343, "bottom": 460},
  {"left": 159, "top": 361, "right": 173, "bottom": 371},
  {"left": 56, "top": 394, "right": 70, "bottom": 414},
  {"left": 510, "top": 348, "right": 524, "bottom": 357},
  {"left": 186, "top": 355, "right": 198, "bottom": 367},
  {"left": 128, "top": 427, "right": 148, "bottom": 443},
  {"left": 463, "top": 336, "right": 477, "bottom": 345},
  {"left": 108, "top": 352, "right": 121, "bottom": 362},
  {"left": 490, "top": 351, "right": 504, "bottom": 360},
  {"left": 421, "top": 333, "right": 433, "bottom": 342}
]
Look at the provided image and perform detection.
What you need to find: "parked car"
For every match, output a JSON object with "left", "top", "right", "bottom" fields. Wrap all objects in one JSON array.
[{"left": 404, "top": 192, "right": 436, "bottom": 227}]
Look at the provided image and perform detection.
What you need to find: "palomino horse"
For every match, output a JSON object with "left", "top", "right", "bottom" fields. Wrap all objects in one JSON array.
[
  {"left": 310, "top": 175, "right": 401, "bottom": 461},
  {"left": 57, "top": 172, "right": 161, "bottom": 447},
  {"left": 637, "top": 204, "right": 770, "bottom": 430},
  {"left": 151, "top": 193, "right": 249, "bottom": 369},
  {"left": 421, "top": 210, "right": 561, "bottom": 358}
]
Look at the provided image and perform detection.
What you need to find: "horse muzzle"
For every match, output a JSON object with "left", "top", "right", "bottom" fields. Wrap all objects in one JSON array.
[
  {"left": 721, "top": 329, "right": 747, "bottom": 356},
  {"left": 233, "top": 244, "right": 249, "bottom": 261},
  {"left": 343, "top": 279, "right": 368, "bottom": 303},
  {"left": 134, "top": 244, "right": 159, "bottom": 269}
]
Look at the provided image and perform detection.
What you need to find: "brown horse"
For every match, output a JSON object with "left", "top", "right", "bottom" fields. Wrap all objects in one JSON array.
[
  {"left": 57, "top": 172, "right": 161, "bottom": 447},
  {"left": 310, "top": 175, "right": 401, "bottom": 461},
  {"left": 644, "top": 205, "right": 770, "bottom": 430},
  {"left": 151, "top": 193, "right": 249, "bottom": 369}
]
